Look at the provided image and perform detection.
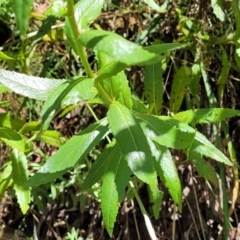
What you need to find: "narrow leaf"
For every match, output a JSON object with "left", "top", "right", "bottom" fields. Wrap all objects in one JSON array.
[
  {"left": 144, "top": 60, "right": 164, "bottom": 114},
  {"left": 82, "top": 141, "right": 117, "bottom": 190},
  {"left": 136, "top": 113, "right": 195, "bottom": 149},
  {"left": 12, "top": 0, "right": 33, "bottom": 35},
  {"left": 144, "top": 42, "right": 190, "bottom": 54},
  {"left": 159, "top": 117, "right": 232, "bottom": 166},
  {"left": 170, "top": 66, "right": 192, "bottom": 113},
  {"left": 38, "top": 130, "right": 66, "bottom": 147},
  {"left": 107, "top": 101, "right": 156, "bottom": 185},
  {"left": 79, "top": 30, "right": 163, "bottom": 66},
  {"left": 11, "top": 149, "right": 30, "bottom": 214},
  {"left": 41, "top": 77, "right": 96, "bottom": 130},
  {"left": 101, "top": 143, "right": 131, "bottom": 236},
  {"left": 190, "top": 151, "right": 218, "bottom": 185},
  {"left": 0, "top": 51, "right": 13, "bottom": 60},
  {"left": 143, "top": 0, "right": 162, "bottom": 12},
  {"left": 173, "top": 108, "right": 240, "bottom": 124},
  {"left": 154, "top": 145, "right": 182, "bottom": 211},
  {"left": 0, "top": 162, "right": 13, "bottom": 198},
  {"left": 0, "top": 128, "right": 25, "bottom": 152},
  {"left": 23, "top": 118, "right": 109, "bottom": 187},
  {"left": 211, "top": 0, "right": 225, "bottom": 22},
  {"left": 0, "top": 70, "right": 66, "bottom": 100}
]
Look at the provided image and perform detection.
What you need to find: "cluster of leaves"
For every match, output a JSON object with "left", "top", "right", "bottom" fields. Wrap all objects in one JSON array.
[{"left": 0, "top": 0, "right": 239, "bottom": 238}]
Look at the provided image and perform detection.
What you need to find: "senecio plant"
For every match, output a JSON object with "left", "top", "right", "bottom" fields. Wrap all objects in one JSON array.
[{"left": 0, "top": 0, "right": 238, "bottom": 238}]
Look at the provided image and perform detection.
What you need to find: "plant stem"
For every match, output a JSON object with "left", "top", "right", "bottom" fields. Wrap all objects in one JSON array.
[{"left": 66, "top": 0, "right": 94, "bottom": 78}]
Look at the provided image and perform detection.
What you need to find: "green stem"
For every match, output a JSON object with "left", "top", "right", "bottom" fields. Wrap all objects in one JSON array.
[{"left": 66, "top": 0, "right": 94, "bottom": 78}]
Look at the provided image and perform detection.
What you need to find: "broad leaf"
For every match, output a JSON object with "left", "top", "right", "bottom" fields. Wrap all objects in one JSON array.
[
  {"left": 101, "top": 143, "right": 131, "bottom": 236},
  {"left": 143, "top": 0, "right": 163, "bottom": 12},
  {"left": 12, "top": 0, "right": 33, "bottom": 35},
  {"left": 41, "top": 77, "right": 96, "bottom": 130},
  {"left": 0, "top": 70, "right": 66, "bottom": 100},
  {"left": 11, "top": 149, "right": 30, "bottom": 214},
  {"left": 0, "top": 128, "right": 26, "bottom": 152},
  {"left": 173, "top": 108, "right": 240, "bottom": 124},
  {"left": 79, "top": 30, "right": 163, "bottom": 66},
  {"left": 144, "top": 60, "right": 164, "bottom": 114},
  {"left": 107, "top": 101, "right": 156, "bottom": 185},
  {"left": 24, "top": 118, "right": 109, "bottom": 187},
  {"left": 170, "top": 66, "right": 192, "bottom": 113},
  {"left": 136, "top": 113, "right": 195, "bottom": 149}
]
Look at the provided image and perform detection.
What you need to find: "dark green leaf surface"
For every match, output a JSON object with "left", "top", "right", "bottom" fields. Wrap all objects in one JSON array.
[
  {"left": 190, "top": 151, "right": 218, "bottom": 185},
  {"left": 101, "top": 143, "right": 131, "bottom": 236},
  {"left": 12, "top": 0, "right": 33, "bottom": 35},
  {"left": 0, "top": 70, "right": 66, "bottom": 100},
  {"left": 41, "top": 77, "right": 95, "bottom": 130},
  {"left": 107, "top": 101, "right": 156, "bottom": 185},
  {"left": 173, "top": 108, "right": 240, "bottom": 124},
  {"left": 82, "top": 141, "right": 117, "bottom": 190},
  {"left": 136, "top": 113, "right": 195, "bottom": 149},
  {"left": 144, "top": 61, "right": 164, "bottom": 114},
  {"left": 24, "top": 118, "right": 109, "bottom": 187},
  {"left": 170, "top": 66, "right": 192, "bottom": 113},
  {"left": 79, "top": 30, "right": 162, "bottom": 66}
]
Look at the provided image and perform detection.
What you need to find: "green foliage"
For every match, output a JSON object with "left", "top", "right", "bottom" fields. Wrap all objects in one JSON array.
[{"left": 0, "top": 0, "right": 238, "bottom": 238}]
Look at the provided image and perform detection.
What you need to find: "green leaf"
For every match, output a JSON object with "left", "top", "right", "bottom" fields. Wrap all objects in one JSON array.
[
  {"left": 144, "top": 43, "right": 190, "bottom": 54},
  {"left": 82, "top": 141, "right": 116, "bottom": 190},
  {"left": 45, "top": 0, "right": 67, "bottom": 17},
  {"left": 23, "top": 118, "right": 109, "bottom": 187},
  {"left": 143, "top": 0, "right": 163, "bottom": 12},
  {"left": 19, "top": 121, "right": 41, "bottom": 134},
  {"left": 41, "top": 77, "right": 96, "bottom": 130},
  {"left": 154, "top": 145, "right": 182, "bottom": 211},
  {"left": 0, "top": 113, "right": 25, "bottom": 131},
  {"left": 14, "top": 184, "right": 30, "bottom": 214},
  {"left": 64, "top": 0, "right": 104, "bottom": 53},
  {"left": 95, "top": 52, "right": 132, "bottom": 108},
  {"left": 38, "top": 130, "right": 66, "bottom": 147},
  {"left": 170, "top": 66, "right": 192, "bottom": 113},
  {"left": 211, "top": 0, "right": 225, "bottom": 22},
  {"left": 11, "top": 149, "right": 30, "bottom": 214},
  {"left": 0, "top": 51, "right": 13, "bottom": 60},
  {"left": 173, "top": 108, "right": 240, "bottom": 124},
  {"left": 32, "top": 16, "right": 57, "bottom": 41},
  {"left": 0, "top": 70, "right": 66, "bottom": 100},
  {"left": 72, "top": 0, "right": 104, "bottom": 32},
  {"left": 160, "top": 117, "right": 232, "bottom": 165},
  {"left": 101, "top": 143, "right": 131, "bottom": 236},
  {"left": 217, "top": 46, "right": 230, "bottom": 98},
  {"left": 144, "top": 60, "right": 164, "bottom": 114},
  {"left": 107, "top": 101, "right": 156, "bottom": 185},
  {"left": 0, "top": 128, "right": 25, "bottom": 152},
  {"left": 12, "top": 0, "right": 33, "bottom": 35},
  {"left": 136, "top": 113, "right": 195, "bottom": 149},
  {"left": 0, "top": 162, "right": 13, "bottom": 198},
  {"left": 79, "top": 30, "right": 163, "bottom": 66},
  {"left": 190, "top": 151, "right": 218, "bottom": 185}
]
